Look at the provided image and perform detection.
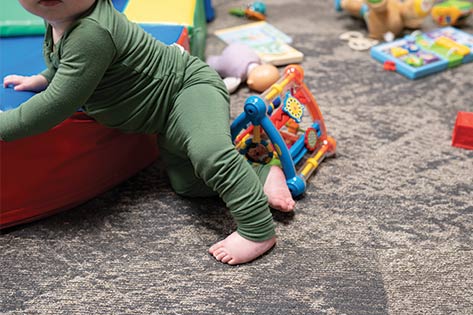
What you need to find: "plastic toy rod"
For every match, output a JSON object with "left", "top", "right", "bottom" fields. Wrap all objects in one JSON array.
[
  {"left": 260, "top": 65, "right": 304, "bottom": 105},
  {"left": 262, "top": 75, "right": 293, "bottom": 102},
  {"left": 301, "top": 145, "right": 327, "bottom": 178},
  {"left": 294, "top": 81, "right": 328, "bottom": 137},
  {"left": 232, "top": 95, "right": 297, "bottom": 180},
  {"left": 231, "top": 94, "right": 305, "bottom": 196},
  {"left": 259, "top": 110, "right": 298, "bottom": 183},
  {"left": 231, "top": 111, "right": 251, "bottom": 140},
  {"left": 263, "top": 110, "right": 306, "bottom": 197},
  {"left": 299, "top": 137, "right": 336, "bottom": 180}
]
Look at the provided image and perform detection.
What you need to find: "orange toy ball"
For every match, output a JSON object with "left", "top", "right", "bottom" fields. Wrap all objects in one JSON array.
[{"left": 246, "top": 64, "right": 280, "bottom": 92}]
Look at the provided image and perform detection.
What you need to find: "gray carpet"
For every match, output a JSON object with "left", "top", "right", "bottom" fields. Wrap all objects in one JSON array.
[{"left": 1, "top": 0, "right": 473, "bottom": 314}]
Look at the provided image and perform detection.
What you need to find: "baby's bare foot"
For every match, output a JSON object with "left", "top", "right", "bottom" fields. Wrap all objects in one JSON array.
[
  {"left": 209, "top": 231, "right": 276, "bottom": 265},
  {"left": 264, "top": 166, "right": 295, "bottom": 212}
]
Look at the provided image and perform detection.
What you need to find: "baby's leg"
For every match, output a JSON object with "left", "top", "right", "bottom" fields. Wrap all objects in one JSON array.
[
  {"left": 264, "top": 166, "right": 295, "bottom": 212},
  {"left": 160, "top": 147, "right": 283, "bottom": 264},
  {"left": 162, "top": 80, "right": 277, "bottom": 264},
  {"left": 158, "top": 144, "right": 216, "bottom": 197}
]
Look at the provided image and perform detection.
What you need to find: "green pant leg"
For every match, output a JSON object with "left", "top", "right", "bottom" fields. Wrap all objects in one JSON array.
[
  {"left": 158, "top": 138, "right": 216, "bottom": 197},
  {"left": 159, "top": 82, "right": 275, "bottom": 241},
  {"left": 159, "top": 141, "right": 272, "bottom": 198}
]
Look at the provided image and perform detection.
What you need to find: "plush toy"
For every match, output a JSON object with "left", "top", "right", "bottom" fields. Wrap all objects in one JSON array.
[
  {"left": 207, "top": 43, "right": 280, "bottom": 93},
  {"left": 335, "top": 0, "right": 434, "bottom": 40}
]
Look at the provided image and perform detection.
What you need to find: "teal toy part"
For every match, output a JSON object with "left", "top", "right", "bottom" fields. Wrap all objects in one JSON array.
[
  {"left": 335, "top": 0, "right": 343, "bottom": 12},
  {"left": 250, "top": 2, "right": 267, "bottom": 15},
  {"left": 0, "top": 0, "right": 46, "bottom": 37}
]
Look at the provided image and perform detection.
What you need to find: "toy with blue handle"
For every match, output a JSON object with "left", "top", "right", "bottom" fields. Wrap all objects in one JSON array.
[
  {"left": 231, "top": 65, "right": 336, "bottom": 198},
  {"left": 231, "top": 95, "right": 306, "bottom": 197}
]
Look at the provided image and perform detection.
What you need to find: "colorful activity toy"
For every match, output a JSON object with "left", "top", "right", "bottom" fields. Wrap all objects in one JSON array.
[
  {"left": 370, "top": 26, "right": 473, "bottom": 79},
  {"left": 431, "top": 0, "right": 472, "bottom": 26},
  {"left": 231, "top": 65, "right": 336, "bottom": 197}
]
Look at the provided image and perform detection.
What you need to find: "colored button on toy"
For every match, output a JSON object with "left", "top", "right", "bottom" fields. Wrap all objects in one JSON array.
[
  {"left": 404, "top": 55, "right": 424, "bottom": 67},
  {"left": 391, "top": 47, "right": 409, "bottom": 57}
]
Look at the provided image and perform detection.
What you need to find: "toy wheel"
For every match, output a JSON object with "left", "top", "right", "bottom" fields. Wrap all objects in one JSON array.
[{"left": 304, "top": 128, "right": 318, "bottom": 151}]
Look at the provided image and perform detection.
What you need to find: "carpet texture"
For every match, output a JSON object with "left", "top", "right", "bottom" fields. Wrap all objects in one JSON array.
[{"left": 1, "top": 0, "right": 472, "bottom": 314}]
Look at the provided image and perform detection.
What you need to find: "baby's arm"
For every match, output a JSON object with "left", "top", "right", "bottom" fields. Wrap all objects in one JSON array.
[
  {"left": 0, "top": 22, "right": 115, "bottom": 142},
  {"left": 3, "top": 74, "right": 49, "bottom": 92}
]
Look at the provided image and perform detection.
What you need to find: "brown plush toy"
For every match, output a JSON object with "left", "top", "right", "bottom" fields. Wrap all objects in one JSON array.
[{"left": 336, "top": 0, "right": 434, "bottom": 40}]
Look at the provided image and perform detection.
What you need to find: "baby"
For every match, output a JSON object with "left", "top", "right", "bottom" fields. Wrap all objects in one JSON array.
[{"left": 0, "top": 0, "right": 295, "bottom": 265}]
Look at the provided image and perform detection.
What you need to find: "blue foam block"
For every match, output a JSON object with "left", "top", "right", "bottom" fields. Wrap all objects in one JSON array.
[{"left": 0, "top": 36, "right": 43, "bottom": 111}]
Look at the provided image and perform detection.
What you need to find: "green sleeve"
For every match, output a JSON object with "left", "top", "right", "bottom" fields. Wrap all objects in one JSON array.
[
  {"left": 0, "top": 20, "right": 116, "bottom": 142},
  {"left": 40, "top": 67, "right": 55, "bottom": 83}
]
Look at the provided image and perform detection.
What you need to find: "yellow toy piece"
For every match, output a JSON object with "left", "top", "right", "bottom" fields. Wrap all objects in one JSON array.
[
  {"left": 122, "top": 0, "right": 207, "bottom": 59},
  {"left": 435, "top": 36, "right": 470, "bottom": 56},
  {"left": 124, "top": 0, "right": 196, "bottom": 25},
  {"left": 390, "top": 46, "right": 409, "bottom": 57}
]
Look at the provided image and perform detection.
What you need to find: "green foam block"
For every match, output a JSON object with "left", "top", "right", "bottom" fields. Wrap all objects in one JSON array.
[{"left": 0, "top": 0, "right": 45, "bottom": 37}]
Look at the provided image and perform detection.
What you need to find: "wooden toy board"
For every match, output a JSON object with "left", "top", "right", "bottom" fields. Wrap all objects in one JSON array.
[
  {"left": 214, "top": 21, "right": 304, "bottom": 66},
  {"left": 370, "top": 27, "right": 473, "bottom": 79}
]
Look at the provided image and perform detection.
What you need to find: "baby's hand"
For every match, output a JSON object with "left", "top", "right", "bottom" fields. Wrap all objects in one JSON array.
[{"left": 3, "top": 74, "right": 48, "bottom": 92}]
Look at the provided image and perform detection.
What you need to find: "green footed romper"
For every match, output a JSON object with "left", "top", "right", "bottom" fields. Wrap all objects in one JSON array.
[{"left": 0, "top": 0, "right": 275, "bottom": 241}]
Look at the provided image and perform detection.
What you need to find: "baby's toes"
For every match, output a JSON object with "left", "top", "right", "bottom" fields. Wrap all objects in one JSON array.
[
  {"left": 221, "top": 253, "right": 233, "bottom": 264},
  {"left": 208, "top": 240, "right": 224, "bottom": 254}
]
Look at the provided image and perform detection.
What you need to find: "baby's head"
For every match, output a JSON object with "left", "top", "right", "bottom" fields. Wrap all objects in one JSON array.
[{"left": 19, "top": 0, "right": 96, "bottom": 25}]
